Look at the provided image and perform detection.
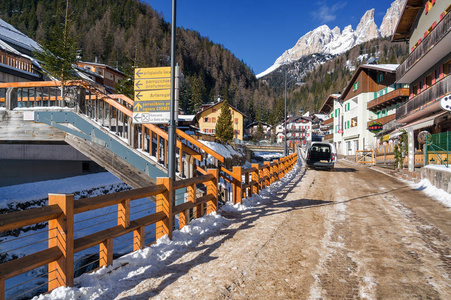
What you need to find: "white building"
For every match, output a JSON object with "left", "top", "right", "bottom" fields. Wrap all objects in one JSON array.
[{"left": 333, "top": 64, "right": 400, "bottom": 155}]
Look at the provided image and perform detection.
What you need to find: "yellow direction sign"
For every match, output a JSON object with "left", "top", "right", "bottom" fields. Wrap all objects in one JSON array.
[
  {"left": 134, "top": 78, "right": 171, "bottom": 91},
  {"left": 134, "top": 67, "right": 171, "bottom": 79},
  {"left": 134, "top": 90, "right": 171, "bottom": 101}
]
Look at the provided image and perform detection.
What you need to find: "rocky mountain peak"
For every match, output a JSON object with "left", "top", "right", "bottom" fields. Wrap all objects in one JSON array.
[
  {"left": 355, "top": 9, "right": 380, "bottom": 45},
  {"left": 257, "top": 0, "right": 405, "bottom": 79},
  {"left": 380, "top": 0, "right": 406, "bottom": 37}
]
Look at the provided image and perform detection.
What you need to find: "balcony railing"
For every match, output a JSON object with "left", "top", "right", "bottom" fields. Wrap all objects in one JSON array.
[
  {"left": 397, "top": 11, "right": 451, "bottom": 80},
  {"left": 396, "top": 75, "right": 451, "bottom": 120},
  {"left": 323, "top": 117, "right": 333, "bottom": 125},
  {"left": 367, "top": 88, "right": 409, "bottom": 111},
  {"left": 367, "top": 114, "right": 396, "bottom": 128},
  {"left": 287, "top": 128, "right": 306, "bottom": 133},
  {"left": 323, "top": 133, "right": 333, "bottom": 140}
]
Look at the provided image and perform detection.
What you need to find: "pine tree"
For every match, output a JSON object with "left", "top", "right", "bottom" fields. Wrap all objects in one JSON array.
[
  {"left": 215, "top": 100, "right": 234, "bottom": 143},
  {"left": 34, "top": 0, "right": 78, "bottom": 84}
]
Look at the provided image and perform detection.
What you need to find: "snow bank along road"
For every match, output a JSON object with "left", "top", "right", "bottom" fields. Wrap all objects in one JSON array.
[
  {"left": 140, "top": 159, "right": 451, "bottom": 299},
  {"left": 52, "top": 159, "right": 451, "bottom": 299}
]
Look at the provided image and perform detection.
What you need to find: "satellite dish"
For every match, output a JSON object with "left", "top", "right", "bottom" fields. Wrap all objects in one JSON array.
[
  {"left": 440, "top": 95, "right": 451, "bottom": 111},
  {"left": 418, "top": 131, "right": 432, "bottom": 145}
]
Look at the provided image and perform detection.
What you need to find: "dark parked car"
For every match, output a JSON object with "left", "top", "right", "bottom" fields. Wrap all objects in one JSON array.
[{"left": 306, "top": 142, "right": 337, "bottom": 171}]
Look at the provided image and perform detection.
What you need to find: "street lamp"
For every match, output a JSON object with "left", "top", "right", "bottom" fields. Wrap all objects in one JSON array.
[{"left": 284, "top": 71, "right": 287, "bottom": 156}]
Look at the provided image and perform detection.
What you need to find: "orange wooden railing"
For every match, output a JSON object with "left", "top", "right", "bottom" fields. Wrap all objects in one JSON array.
[
  {"left": 0, "top": 152, "right": 298, "bottom": 299},
  {"left": 0, "top": 80, "right": 224, "bottom": 175}
]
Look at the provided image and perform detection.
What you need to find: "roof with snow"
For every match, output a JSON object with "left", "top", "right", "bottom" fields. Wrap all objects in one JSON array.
[
  {"left": 195, "top": 100, "right": 247, "bottom": 119},
  {"left": 341, "top": 64, "right": 399, "bottom": 99},
  {"left": 0, "top": 18, "right": 41, "bottom": 54}
]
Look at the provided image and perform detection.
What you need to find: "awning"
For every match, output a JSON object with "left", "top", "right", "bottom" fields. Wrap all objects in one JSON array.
[{"left": 401, "top": 111, "right": 448, "bottom": 131}]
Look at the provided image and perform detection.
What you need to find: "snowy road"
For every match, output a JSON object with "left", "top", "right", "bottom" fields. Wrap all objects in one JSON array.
[
  {"left": 37, "top": 159, "right": 451, "bottom": 299},
  {"left": 116, "top": 159, "right": 451, "bottom": 299}
]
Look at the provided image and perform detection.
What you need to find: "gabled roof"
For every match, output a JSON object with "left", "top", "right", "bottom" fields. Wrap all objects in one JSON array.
[
  {"left": 195, "top": 100, "right": 247, "bottom": 119},
  {"left": 0, "top": 18, "right": 41, "bottom": 54},
  {"left": 319, "top": 94, "right": 340, "bottom": 114},
  {"left": 341, "top": 64, "right": 399, "bottom": 100},
  {"left": 392, "top": 0, "right": 424, "bottom": 42},
  {"left": 77, "top": 61, "right": 125, "bottom": 76},
  {"left": 246, "top": 121, "right": 272, "bottom": 129}
]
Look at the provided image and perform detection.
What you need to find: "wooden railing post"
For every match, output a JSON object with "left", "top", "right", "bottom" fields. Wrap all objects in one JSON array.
[
  {"left": 251, "top": 164, "right": 260, "bottom": 195},
  {"left": 156, "top": 177, "right": 173, "bottom": 240},
  {"left": 244, "top": 170, "right": 251, "bottom": 197},
  {"left": 48, "top": 194, "right": 74, "bottom": 290},
  {"left": 264, "top": 162, "right": 270, "bottom": 187},
  {"left": 100, "top": 238, "right": 113, "bottom": 267},
  {"left": 133, "top": 226, "right": 145, "bottom": 251},
  {"left": 206, "top": 169, "right": 219, "bottom": 214},
  {"left": 274, "top": 159, "right": 279, "bottom": 182},
  {"left": 0, "top": 278, "right": 4, "bottom": 300},
  {"left": 232, "top": 166, "right": 242, "bottom": 204},
  {"left": 118, "top": 198, "right": 130, "bottom": 228},
  {"left": 180, "top": 183, "right": 196, "bottom": 229}
]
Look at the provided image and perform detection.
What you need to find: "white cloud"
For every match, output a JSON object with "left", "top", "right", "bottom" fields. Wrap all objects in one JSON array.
[{"left": 312, "top": 1, "right": 347, "bottom": 23}]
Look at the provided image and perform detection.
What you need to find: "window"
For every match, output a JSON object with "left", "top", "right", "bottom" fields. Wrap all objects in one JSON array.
[
  {"left": 235, "top": 118, "right": 238, "bottom": 124},
  {"left": 353, "top": 81, "right": 359, "bottom": 91},
  {"left": 377, "top": 73, "right": 384, "bottom": 83},
  {"left": 204, "top": 117, "right": 209, "bottom": 122},
  {"left": 212, "top": 117, "right": 216, "bottom": 123},
  {"left": 334, "top": 108, "right": 340, "bottom": 117},
  {"left": 351, "top": 117, "right": 358, "bottom": 127}
]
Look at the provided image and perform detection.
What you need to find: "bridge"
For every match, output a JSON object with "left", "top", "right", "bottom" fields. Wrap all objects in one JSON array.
[
  {"left": 0, "top": 80, "right": 224, "bottom": 188},
  {"left": 0, "top": 83, "right": 298, "bottom": 298}
]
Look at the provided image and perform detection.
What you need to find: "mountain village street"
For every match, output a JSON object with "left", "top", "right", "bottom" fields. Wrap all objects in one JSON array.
[{"left": 111, "top": 158, "right": 451, "bottom": 300}]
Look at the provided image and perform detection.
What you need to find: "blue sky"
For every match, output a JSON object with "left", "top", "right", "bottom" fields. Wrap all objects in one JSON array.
[{"left": 145, "top": 0, "right": 397, "bottom": 75}]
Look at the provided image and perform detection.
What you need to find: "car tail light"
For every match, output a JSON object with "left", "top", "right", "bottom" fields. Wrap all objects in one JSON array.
[{"left": 332, "top": 153, "right": 335, "bottom": 161}]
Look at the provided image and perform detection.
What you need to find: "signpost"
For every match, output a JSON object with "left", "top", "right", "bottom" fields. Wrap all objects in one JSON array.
[{"left": 132, "top": 66, "right": 179, "bottom": 124}]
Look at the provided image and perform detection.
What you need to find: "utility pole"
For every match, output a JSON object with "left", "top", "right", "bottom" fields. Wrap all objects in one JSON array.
[
  {"left": 168, "top": 0, "right": 177, "bottom": 180},
  {"left": 284, "top": 71, "right": 287, "bottom": 156}
]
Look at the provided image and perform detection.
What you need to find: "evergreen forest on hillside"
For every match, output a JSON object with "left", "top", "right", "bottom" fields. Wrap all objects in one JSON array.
[{"left": 1, "top": 0, "right": 409, "bottom": 127}]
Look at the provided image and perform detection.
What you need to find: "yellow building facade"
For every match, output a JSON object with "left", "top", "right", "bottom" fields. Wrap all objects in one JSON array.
[{"left": 196, "top": 101, "right": 245, "bottom": 141}]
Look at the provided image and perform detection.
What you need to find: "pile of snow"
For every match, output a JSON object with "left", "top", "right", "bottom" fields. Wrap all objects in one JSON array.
[
  {"left": 34, "top": 160, "right": 301, "bottom": 299},
  {"left": 0, "top": 172, "right": 123, "bottom": 209},
  {"left": 408, "top": 165, "right": 451, "bottom": 208},
  {"left": 198, "top": 141, "right": 241, "bottom": 159}
]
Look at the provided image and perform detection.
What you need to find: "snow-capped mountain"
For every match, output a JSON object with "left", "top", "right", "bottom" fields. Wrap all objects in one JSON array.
[{"left": 257, "top": 0, "right": 405, "bottom": 78}]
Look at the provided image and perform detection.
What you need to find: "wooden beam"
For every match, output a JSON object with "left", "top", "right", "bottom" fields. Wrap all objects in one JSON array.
[
  {"left": 0, "top": 247, "right": 62, "bottom": 280},
  {"left": 74, "top": 184, "right": 166, "bottom": 214},
  {"left": 0, "top": 205, "right": 62, "bottom": 232}
]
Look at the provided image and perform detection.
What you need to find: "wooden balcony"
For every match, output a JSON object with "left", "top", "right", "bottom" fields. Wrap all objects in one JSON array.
[
  {"left": 396, "top": 75, "right": 451, "bottom": 120},
  {"left": 323, "top": 133, "right": 333, "bottom": 140},
  {"left": 323, "top": 117, "right": 333, "bottom": 125},
  {"left": 397, "top": 11, "right": 451, "bottom": 82},
  {"left": 367, "top": 114, "right": 396, "bottom": 128},
  {"left": 367, "top": 88, "right": 409, "bottom": 111}
]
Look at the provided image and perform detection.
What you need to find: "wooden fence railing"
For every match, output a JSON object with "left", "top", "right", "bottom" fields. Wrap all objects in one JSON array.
[
  {"left": 0, "top": 80, "right": 225, "bottom": 178},
  {"left": 0, "top": 153, "right": 298, "bottom": 300}
]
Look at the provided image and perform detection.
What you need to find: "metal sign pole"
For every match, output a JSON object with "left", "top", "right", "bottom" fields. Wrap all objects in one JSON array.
[{"left": 168, "top": 0, "right": 177, "bottom": 180}]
